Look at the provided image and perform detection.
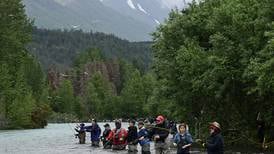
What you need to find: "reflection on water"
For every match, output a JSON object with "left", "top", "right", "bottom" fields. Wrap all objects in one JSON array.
[{"left": 0, "top": 123, "right": 270, "bottom": 154}]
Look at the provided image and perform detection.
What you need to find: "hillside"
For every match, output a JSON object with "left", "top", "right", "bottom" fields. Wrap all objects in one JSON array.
[
  {"left": 23, "top": 0, "right": 188, "bottom": 41},
  {"left": 28, "top": 28, "right": 152, "bottom": 71}
]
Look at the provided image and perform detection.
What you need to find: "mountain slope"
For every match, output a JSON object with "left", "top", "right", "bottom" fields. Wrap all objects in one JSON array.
[
  {"left": 23, "top": 0, "right": 187, "bottom": 41},
  {"left": 28, "top": 28, "right": 152, "bottom": 71}
]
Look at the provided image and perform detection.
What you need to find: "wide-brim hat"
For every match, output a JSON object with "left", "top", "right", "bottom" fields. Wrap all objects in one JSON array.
[{"left": 209, "top": 121, "right": 221, "bottom": 130}]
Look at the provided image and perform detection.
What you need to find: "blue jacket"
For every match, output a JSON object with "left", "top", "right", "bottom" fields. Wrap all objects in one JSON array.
[
  {"left": 138, "top": 127, "right": 150, "bottom": 146},
  {"left": 174, "top": 132, "right": 193, "bottom": 154},
  {"left": 84, "top": 123, "right": 101, "bottom": 141},
  {"left": 174, "top": 132, "right": 193, "bottom": 144}
]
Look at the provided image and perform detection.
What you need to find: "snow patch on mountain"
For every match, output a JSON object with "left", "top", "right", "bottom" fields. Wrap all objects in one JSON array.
[
  {"left": 137, "top": 3, "right": 148, "bottom": 14},
  {"left": 154, "top": 19, "right": 160, "bottom": 25},
  {"left": 160, "top": 0, "right": 189, "bottom": 9},
  {"left": 127, "top": 0, "right": 136, "bottom": 10}
]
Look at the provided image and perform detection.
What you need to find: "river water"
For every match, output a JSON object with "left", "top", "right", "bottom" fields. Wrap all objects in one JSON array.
[{"left": 0, "top": 123, "right": 271, "bottom": 154}]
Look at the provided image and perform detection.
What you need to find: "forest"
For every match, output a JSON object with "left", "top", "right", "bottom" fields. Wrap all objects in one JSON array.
[
  {"left": 0, "top": 0, "right": 273, "bottom": 148},
  {"left": 28, "top": 27, "right": 152, "bottom": 72}
]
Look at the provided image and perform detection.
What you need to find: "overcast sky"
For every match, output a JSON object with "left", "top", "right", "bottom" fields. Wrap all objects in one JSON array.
[
  {"left": 53, "top": 0, "right": 193, "bottom": 9},
  {"left": 161, "top": 0, "right": 192, "bottom": 9}
]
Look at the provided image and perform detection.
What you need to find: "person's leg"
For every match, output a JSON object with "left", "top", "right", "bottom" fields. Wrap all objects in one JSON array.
[
  {"left": 161, "top": 142, "right": 170, "bottom": 154},
  {"left": 91, "top": 141, "right": 99, "bottom": 147},
  {"left": 155, "top": 143, "right": 162, "bottom": 154},
  {"left": 79, "top": 132, "right": 85, "bottom": 144},
  {"left": 128, "top": 144, "right": 138, "bottom": 154},
  {"left": 112, "top": 144, "right": 126, "bottom": 150},
  {"left": 142, "top": 144, "right": 151, "bottom": 154}
]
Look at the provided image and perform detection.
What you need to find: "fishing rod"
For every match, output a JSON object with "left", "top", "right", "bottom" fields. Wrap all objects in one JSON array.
[{"left": 144, "top": 123, "right": 172, "bottom": 132}]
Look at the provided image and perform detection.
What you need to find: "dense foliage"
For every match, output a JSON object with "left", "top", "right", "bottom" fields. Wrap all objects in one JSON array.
[
  {"left": 152, "top": 0, "right": 274, "bottom": 141},
  {"left": 0, "top": 0, "right": 50, "bottom": 129},
  {"left": 47, "top": 48, "right": 156, "bottom": 121},
  {"left": 28, "top": 28, "right": 152, "bottom": 72}
]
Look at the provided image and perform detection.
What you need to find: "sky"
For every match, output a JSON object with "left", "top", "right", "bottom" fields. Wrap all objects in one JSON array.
[
  {"left": 54, "top": 0, "right": 192, "bottom": 8},
  {"left": 160, "top": 0, "right": 192, "bottom": 9}
]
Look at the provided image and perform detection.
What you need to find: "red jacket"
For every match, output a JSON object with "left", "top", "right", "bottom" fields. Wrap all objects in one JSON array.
[{"left": 107, "top": 128, "right": 128, "bottom": 145}]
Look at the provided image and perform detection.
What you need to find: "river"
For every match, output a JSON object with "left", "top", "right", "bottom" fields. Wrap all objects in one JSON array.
[{"left": 0, "top": 123, "right": 271, "bottom": 154}]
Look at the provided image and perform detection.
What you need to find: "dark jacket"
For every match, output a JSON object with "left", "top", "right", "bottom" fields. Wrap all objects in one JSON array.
[
  {"left": 103, "top": 129, "right": 111, "bottom": 138},
  {"left": 149, "top": 122, "right": 169, "bottom": 143},
  {"left": 102, "top": 128, "right": 112, "bottom": 148},
  {"left": 84, "top": 123, "right": 101, "bottom": 142},
  {"left": 205, "top": 133, "right": 224, "bottom": 154},
  {"left": 127, "top": 126, "right": 138, "bottom": 145},
  {"left": 75, "top": 123, "right": 85, "bottom": 133}
]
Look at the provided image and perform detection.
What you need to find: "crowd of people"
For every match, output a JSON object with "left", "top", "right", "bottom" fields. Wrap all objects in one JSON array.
[{"left": 74, "top": 115, "right": 224, "bottom": 154}]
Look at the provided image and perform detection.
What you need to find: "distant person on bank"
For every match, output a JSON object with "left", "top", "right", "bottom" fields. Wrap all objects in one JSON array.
[{"left": 203, "top": 122, "right": 224, "bottom": 154}]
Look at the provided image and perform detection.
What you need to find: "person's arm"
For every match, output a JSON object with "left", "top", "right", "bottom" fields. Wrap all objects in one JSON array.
[
  {"left": 148, "top": 128, "right": 155, "bottom": 140},
  {"left": 106, "top": 130, "right": 113, "bottom": 141},
  {"left": 182, "top": 134, "right": 193, "bottom": 149},
  {"left": 74, "top": 128, "right": 80, "bottom": 133},
  {"left": 158, "top": 129, "right": 169, "bottom": 140},
  {"left": 83, "top": 125, "right": 92, "bottom": 132},
  {"left": 174, "top": 134, "right": 179, "bottom": 144}
]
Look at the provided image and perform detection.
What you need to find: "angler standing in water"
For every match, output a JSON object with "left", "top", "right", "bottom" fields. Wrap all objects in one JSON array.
[
  {"left": 173, "top": 123, "right": 193, "bottom": 154},
  {"left": 169, "top": 121, "right": 178, "bottom": 138},
  {"left": 138, "top": 121, "right": 151, "bottom": 154},
  {"left": 101, "top": 123, "right": 112, "bottom": 149},
  {"left": 107, "top": 119, "right": 128, "bottom": 150},
  {"left": 84, "top": 119, "right": 101, "bottom": 147},
  {"left": 127, "top": 120, "right": 138, "bottom": 153},
  {"left": 74, "top": 123, "right": 86, "bottom": 144},
  {"left": 203, "top": 122, "right": 224, "bottom": 154},
  {"left": 150, "top": 115, "right": 170, "bottom": 154}
]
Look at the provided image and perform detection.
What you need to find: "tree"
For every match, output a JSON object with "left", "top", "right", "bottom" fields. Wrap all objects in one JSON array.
[
  {"left": 84, "top": 72, "right": 114, "bottom": 119},
  {"left": 55, "top": 79, "right": 75, "bottom": 114},
  {"left": 152, "top": 0, "right": 274, "bottom": 135}
]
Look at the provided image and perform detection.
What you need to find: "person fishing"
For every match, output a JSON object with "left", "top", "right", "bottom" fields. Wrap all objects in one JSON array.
[
  {"left": 107, "top": 119, "right": 128, "bottom": 150},
  {"left": 203, "top": 121, "right": 224, "bottom": 154},
  {"left": 101, "top": 123, "right": 112, "bottom": 149},
  {"left": 149, "top": 115, "right": 170, "bottom": 154},
  {"left": 169, "top": 120, "right": 178, "bottom": 138},
  {"left": 256, "top": 112, "right": 265, "bottom": 144},
  {"left": 173, "top": 123, "right": 193, "bottom": 154},
  {"left": 127, "top": 120, "right": 138, "bottom": 153},
  {"left": 138, "top": 121, "right": 151, "bottom": 154},
  {"left": 74, "top": 123, "right": 86, "bottom": 144},
  {"left": 84, "top": 119, "right": 101, "bottom": 147}
]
